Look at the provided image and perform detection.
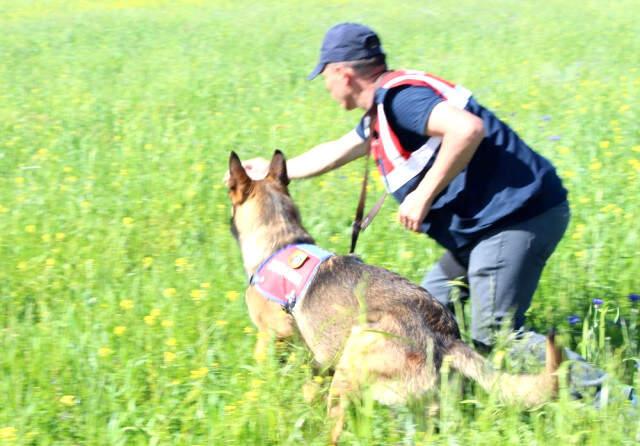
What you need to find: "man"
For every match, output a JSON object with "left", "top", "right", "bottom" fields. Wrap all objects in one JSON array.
[{"left": 241, "top": 22, "right": 570, "bottom": 351}]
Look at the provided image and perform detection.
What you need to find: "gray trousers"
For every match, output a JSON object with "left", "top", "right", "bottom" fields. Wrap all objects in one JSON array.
[
  {"left": 421, "top": 201, "right": 571, "bottom": 347},
  {"left": 421, "top": 202, "right": 636, "bottom": 403}
]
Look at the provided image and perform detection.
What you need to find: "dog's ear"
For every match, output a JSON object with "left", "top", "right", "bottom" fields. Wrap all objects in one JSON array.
[
  {"left": 267, "top": 150, "right": 289, "bottom": 186},
  {"left": 228, "top": 151, "right": 252, "bottom": 203}
]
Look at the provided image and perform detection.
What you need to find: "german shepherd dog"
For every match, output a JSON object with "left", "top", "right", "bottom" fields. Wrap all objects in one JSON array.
[{"left": 227, "top": 150, "right": 561, "bottom": 444}]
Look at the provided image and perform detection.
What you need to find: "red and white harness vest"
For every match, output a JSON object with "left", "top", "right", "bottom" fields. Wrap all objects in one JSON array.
[
  {"left": 250, "top": 244, "right": 334, "bottom": 312},
  {"left": 369, "top": 70, "right": 473, "bottom": 193}
]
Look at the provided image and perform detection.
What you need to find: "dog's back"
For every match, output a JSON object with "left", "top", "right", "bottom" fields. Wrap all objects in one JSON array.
[{"left": 295, "top": 255, "right": 460, "bottom": 368}]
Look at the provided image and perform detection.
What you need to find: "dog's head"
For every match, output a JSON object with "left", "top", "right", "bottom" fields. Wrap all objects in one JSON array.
[{"left": 227, "top": 150, "right": 305, "bottom": 248}]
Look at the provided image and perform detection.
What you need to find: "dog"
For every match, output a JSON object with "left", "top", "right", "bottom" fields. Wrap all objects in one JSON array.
[{"left": 227, "top": 150, "right": 562, "bottom": 444}]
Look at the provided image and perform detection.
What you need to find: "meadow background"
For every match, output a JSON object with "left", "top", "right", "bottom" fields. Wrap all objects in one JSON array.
[{"left": 1, "top": 0, "right": 639, "bottom": 444}]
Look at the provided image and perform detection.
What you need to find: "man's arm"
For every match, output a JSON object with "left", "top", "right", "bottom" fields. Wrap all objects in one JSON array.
[
  {"left": 398, "top": 101, "right": 485, "bottom": 231},
  {"left": 287, "top": 129, "right": 368, "bottom": 179},
  {"left": 240, "top": 129, "right": 368, "bottom": 181}
]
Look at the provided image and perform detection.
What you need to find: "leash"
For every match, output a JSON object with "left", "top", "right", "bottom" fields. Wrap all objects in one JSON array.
[{"left": 350, "top": 105, "right": 387, "bottom": 254}]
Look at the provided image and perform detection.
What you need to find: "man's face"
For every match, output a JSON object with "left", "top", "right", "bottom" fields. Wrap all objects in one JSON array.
[{"left": 322, "top": 64, "right": 357, "bottom": 110}]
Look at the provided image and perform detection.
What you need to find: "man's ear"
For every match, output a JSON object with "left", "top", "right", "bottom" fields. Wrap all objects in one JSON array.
[
  {"left": 228, "top": 151, "right": 252, "bottom": 203},
  {"left": 267, "top": 150, "right": 289, "bottom": 186}
]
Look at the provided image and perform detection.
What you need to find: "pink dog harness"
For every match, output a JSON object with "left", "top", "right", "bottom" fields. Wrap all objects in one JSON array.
[{"left": 250, "top": 244, "right": 334, "bottom": 312}]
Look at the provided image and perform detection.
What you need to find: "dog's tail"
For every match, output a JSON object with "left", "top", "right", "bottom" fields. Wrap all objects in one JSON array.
[{"left": 444, "top": 330, "right": 562, "bottom": 407}]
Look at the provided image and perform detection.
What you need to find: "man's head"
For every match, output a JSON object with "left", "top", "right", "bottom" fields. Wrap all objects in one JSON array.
[
  {"left": 307, "top": 23, "right": 386, "bottom": 80},
  {"left": 309, "top": 23, "right": 387, "bottom": 110}
]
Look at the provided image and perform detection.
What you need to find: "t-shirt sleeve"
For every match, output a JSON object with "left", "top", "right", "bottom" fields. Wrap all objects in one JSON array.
[{"left": 386, "top": 86, "right": 444, "bottom": 136}]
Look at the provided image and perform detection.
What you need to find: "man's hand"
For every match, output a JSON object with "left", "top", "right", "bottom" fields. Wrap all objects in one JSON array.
[
  {"left": 398, "top": 189, "right": 432, "bottom": 232},
  {"left": 223, "top": 157, "right": 269, "bottom": 185}
]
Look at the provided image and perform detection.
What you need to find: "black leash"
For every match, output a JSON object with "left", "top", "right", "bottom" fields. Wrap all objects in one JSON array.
[{"left": 350, "top": 105, "right": 387, "bottom": 254}]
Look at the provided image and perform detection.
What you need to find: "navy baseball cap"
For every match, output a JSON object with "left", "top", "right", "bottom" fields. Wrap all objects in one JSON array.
[{"left": 307, "top": 23, "right": 385, "bottom": 80}]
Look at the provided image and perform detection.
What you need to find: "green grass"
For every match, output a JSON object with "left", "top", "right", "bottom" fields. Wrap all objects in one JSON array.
[{"left": 1, "top": 0, "right": 639, "bottom": 444}]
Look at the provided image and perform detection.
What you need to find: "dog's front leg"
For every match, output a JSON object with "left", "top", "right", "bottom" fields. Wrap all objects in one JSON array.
[
  {"left": 327, "top": 368, "right": 351, "bottom": 445},
  {"left": 245, "top": 287, "right": 295, "bottom": 362}
]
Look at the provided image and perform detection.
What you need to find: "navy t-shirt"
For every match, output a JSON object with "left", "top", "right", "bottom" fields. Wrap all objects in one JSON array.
[{"left": 356, "top": 85, "right": 568, "bottom": 252}]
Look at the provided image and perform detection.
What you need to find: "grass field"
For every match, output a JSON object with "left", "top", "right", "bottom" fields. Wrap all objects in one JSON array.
[{"left": 1, "top": 0, "right": 639, "bottom": 444}]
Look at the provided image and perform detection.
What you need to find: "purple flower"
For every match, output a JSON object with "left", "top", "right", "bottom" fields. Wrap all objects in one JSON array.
[
  {"left": 567, "top": 315, "right": 581, "bottom": 325},
  {"left": 541, "top": 115, "right": 552, "bottom": 122},
  {"left": 548, "top": 135, "right": 562, "bottom": 141},
  {"left": 629, "top": 293, "right": 640, "bottom": 303},
  {"left": 592, "top": 298, "right": 604, "bottom": 307}
]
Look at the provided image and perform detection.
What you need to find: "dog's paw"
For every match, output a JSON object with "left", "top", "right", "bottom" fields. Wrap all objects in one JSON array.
[{"left": 253, "top": 333, "right": 270, "bottom": 363}]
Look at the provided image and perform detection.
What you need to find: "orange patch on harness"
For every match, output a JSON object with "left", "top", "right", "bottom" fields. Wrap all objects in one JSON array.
[{"left": 288, "top": 250, "right": 309, "bottom": 269}]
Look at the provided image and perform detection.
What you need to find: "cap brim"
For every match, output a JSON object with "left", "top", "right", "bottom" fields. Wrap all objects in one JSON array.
[{"left": 306, "top": 62, "right": 326, "bottom": 80}]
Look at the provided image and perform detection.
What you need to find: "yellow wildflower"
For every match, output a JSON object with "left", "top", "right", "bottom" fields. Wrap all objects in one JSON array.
[
  {"left": 175, "top": 258, "right": 188, "bottom": 268},
  {"left": 0, "top": 427, "right": 17, "bottom": 440},
  {"left": 589, "top": 161, "right": 602, "bottom": 171},
  {"left": 59, "top": 395, "right": 76, "bottom": 406},
  {"left": 244, "top": 390, "right": 259, "bottom": 401},
  {"left": 190, "top": 289, "right": 203, "bottom": 301},
  {"left": 164, "top": 351, "right": 176, "bottom": 363},
  {"left": 600, "top": 204, "right": 617, "bottom": 214},
  {"left": 161, "top": 320, "right": 174, "bottom": 328},
  {"left": 400, "top": 251, "right": 414, "bottom": 259},
  {"left": 143, "top": 315, "right": 156, "bottom": 326},
  {"left": 119, "top": 299, "right": 134, "bottom": 310},
  {"left": 98, "top": 347, "right": 113, "bottom": 357},
  {"left": 215, "top": 320, "right": 228, "bottom": 327},
  {"left": 243, "top": 326, "right": 254, "bottom": 334},
  {"left": 55, "top": 232, "right": 66, "bottom": 241},
  {"left": 226, "top": 290, "right": 239, "bottom": 302},
  {"left": 41, "top": 233, "right": 51, "bottom": 243},
  {"left": 113, "top": 326, "right": 126, "bottom": 336},
  {"left": 162, "top": 288, "right": 177, "bottom": 298},
  {"left": 165, "top": 337, "right": 177, "bottom": 347},
  {"left": 599, "top": 140, "right": 610, "bottom": 149},
  {"left": 122, "top": 217, "right": 134, "bottom": 226},
  {"left": 190, "top": 367, "right": 208, "bottom": 379},
  {"left": 142, "top": 257, "right": 153, "bottom": 268},
  {"left": 200, "top": 282, "right": 210, "bottom": 289},
  {"left": 25, "top": 224, "right": 36, "bottom": 233}
]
